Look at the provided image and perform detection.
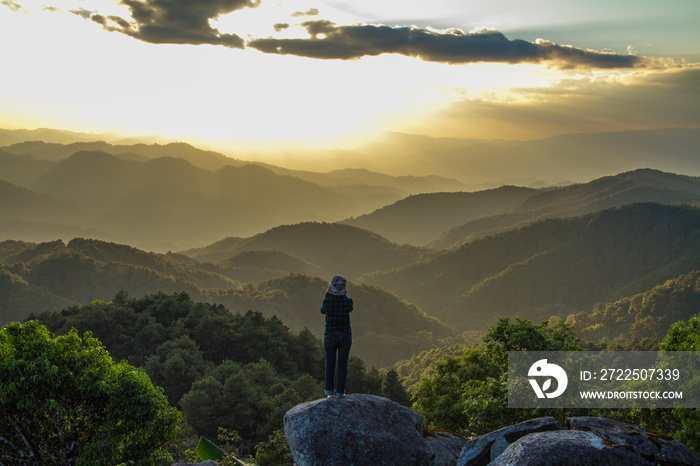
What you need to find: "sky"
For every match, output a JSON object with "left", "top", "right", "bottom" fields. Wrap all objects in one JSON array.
[{"left": 1, "top": 0, "right": 699, "bottom": 148}]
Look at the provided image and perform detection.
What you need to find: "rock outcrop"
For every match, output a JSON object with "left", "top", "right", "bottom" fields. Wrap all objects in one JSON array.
[
  {"left": 283, "top": 394, "right": 467, "bottom": 465},
  {"left": 467, "top": 417, "right": 699, "bottom": 466},
  {"left": 457, "top": 417, "right": 560, "bottom": 465},
  {"left": 284, "top": 395, "right": 700, "bottom": 466}
]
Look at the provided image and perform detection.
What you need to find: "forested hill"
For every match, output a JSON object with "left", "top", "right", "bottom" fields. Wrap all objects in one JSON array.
[
  {"left": 343, "top": 169, "right": 700, "bottom": 248},
  {"left": 182, "top": 222, "right": 428, "bottom": 279},
  {"left": 342, "top": 185, "right": 537, "bottom": 246},
  {"left": 433, "top": 169, "right": 700, "bottom": 249},
  {"left": 0, "top": 238, "right": 450, "bottom": 369},
  {"left": 567, "top": 270, "right": 700, "bottom": 345},
  {"left": 362, "top": 203, "right": 700, "bottom": 331}
]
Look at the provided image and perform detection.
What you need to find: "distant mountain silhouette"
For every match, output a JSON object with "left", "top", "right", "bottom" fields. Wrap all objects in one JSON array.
[
  {"left": 4, "top": 126, "right": 699, "bottom": 186},
  {"left": 0, "top": 180, "right": 84, "bottom": 223},
  {"left": 0, "top": 128, "right": 131, "bottom": 146},
  {"left": 3, "top": 140, "right": 243, "bottom": 171},
  {"left": 0, "top": 151, "right": 395, "bottom": 249},
  {"left": 342, "top": 185, "right": 537, "bottom": 245},
  {"left": 0, "top": 151, "right": 54, "bottom": 187},
  {"left": 269, "top": 167, "right": 468, "bottom": 195},
  {"left": 1, "top": 141, "right": 471, "bottom": 249},
  {"left": 362, "top": 203, "right": 700, "bottom": 331},
  {"left": 430, "top": 169, "right": 700, "bottom": 248},
  {"left": 357, "top": 128, "right": 700, "bottom": 184},
  {"left": 340, "top": 169, "right": 700, "bottom": 248}
]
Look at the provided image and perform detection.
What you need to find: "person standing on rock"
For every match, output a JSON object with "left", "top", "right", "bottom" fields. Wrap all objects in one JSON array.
[{"left": 321, "top": 274, "right": 353, "bottom": 399}]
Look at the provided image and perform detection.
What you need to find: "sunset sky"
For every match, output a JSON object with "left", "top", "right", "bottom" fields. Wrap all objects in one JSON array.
[{"left": 1, "top": 0, "right": 699, "bottom": 147}]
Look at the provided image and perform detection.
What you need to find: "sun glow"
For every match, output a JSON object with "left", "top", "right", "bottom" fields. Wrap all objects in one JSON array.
[{"left": 1, "top": 0, "right": 697, "bottom": 149}]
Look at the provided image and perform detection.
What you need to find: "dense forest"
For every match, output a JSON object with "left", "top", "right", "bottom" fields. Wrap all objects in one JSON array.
[
  {"left": 23, "top": 292, "right": 410, "bottom": 462},
  {"left": 365, "top": 202, "right": 700, "bottom": 330},
  {"left": 0, "top": 237, "right": 451, "bottom": 369},
  {"left": 567, "top": 270, "right": 700, "bottom": 344}
]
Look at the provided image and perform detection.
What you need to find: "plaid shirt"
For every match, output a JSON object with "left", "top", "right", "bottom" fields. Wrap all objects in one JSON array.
[{"left": 321, "top": 293, "right": 353, "bottom": 335}]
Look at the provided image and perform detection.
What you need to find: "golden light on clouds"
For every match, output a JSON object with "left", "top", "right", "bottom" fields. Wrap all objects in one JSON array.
[{"left": 0, "top": 0, "right": 698, "bottom": 148}]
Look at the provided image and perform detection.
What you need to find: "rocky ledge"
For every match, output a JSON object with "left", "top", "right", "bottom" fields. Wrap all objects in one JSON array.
[{"left": 283, "top": 394, "right": 699, "bottom": 466}]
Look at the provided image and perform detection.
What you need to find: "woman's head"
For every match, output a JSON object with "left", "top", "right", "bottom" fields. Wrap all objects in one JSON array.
[{"left": 327, "top": 275, "right": 347, "bottom": 295}]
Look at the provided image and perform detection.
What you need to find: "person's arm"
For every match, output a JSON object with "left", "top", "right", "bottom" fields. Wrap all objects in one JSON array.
[
  {"left": 347, "top": 297, "right": 353, "bottom": 312},
  {"left": 321, "top": 296, "right": 329, "bottom": 314}
]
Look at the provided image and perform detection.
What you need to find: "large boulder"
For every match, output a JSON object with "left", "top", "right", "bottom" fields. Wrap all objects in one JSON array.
[
  {"left": 457, "top": 417, "right": 560, "bottom": 466},
  {"left": 283, "top": 394, "right": 467, "bottom": 465},
  {"left": 490, "top": 417, "right": 700, "bottom": 466}
]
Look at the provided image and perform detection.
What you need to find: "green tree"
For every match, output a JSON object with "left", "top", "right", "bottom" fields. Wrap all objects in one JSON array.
[
  {"left": 484, "top": 317, "right": 581, "bottom": 366},
  {"left": 254, "top": 429, "right": 294, "bottom": 466},
  {"left": 411, "top": 348, "right": 502, "bottom": 433},
  {"left": 144, "top": 335, "right": 212, "bottom": 405},
  {"left": 0, "top": 321, "right": 180, "bottom": 465},
  {"left": 659, "top": 314, "right": 700, "bottom": 453},
  {"left": 660, "top": 314, "right": 700, "bottom": 351},
  {"left": 381, "top": 369, "right": 411, "bottom": 406},
  {"left": 412, "top": 318, "right": 580, "bottom": 435}
]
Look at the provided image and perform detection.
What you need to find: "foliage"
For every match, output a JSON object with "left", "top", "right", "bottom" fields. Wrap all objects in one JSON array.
[
  {"left": 658, "top": 314, "right": 700, "bottom": 453},
  {"left": 0, "top": 320, "right": 180, "bottom": 465},
  {"left": 660, "top": 314, "right": 700, "bottom": 352},
  {"left": 0, "top": 265, "right": 72, "bottom": 325},
  {"left": 484, "top": 317, "right": 581, "bottom": 366},
  {"left": 1, "top": 238, "right": 452, "bottom": 369},
  {"left": 410, "top": 314, "right": 700, "bottom": 456},
  {"left": 31, "top": 291, "right": 411, "bottom": 459},
  {"left": 411, "top": 317, "right": 580, "bottom": 435},
  {"left": 254, "top": 429, "right": 294, "bottom": 466},
  {"left": 568, "top": 270, "right": 700, "bottom": 344},
  {"left": 396, "top": 342, "right": 479, "bottom": 392}
]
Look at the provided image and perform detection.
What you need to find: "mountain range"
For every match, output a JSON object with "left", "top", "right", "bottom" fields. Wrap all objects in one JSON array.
[
  {"left": 346, "top": 168, "right": 700, "bottom": 248},
  {"left": 3, "top": 201, "right": 700, "bottom": 367},
  {"left": 0, "top": 140, "right": 466, "bottom": 250},
  {"left": 350, "top": 128, "right": 700, "bottom": 184},
  {"left": 2, "top": 127, "right": 700, "bottom": 371},
  {"left": 363, "top": 202, "right": 700, "bottom": 330}
]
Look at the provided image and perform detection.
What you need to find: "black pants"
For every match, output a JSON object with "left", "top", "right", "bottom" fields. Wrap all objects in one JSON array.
[{"left": 324, "top": 332, "right": 352, "bottom": 396}]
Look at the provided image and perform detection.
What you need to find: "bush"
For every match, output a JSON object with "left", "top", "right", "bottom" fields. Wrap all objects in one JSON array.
[{"left": 0, "top": 321, "right": 180, "bottom": 465}]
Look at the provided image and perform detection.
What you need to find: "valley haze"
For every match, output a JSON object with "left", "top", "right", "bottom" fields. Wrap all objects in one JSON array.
[{"left": 1, "top": 126, "right": 699, "bottom": 251}]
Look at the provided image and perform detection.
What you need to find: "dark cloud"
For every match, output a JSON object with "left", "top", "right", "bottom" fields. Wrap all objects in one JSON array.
[
  {"left": 248, "top": 21, "right": 643, "bottom": 69},
  {"left": 291, "top": 8, "right": 319, "bottom": 17},
  {"left": 68, "top": 2, "right": 648, "bottom": 69},
  {"left": 274, "top": 23, "right": 290, "bottom": 32},
  {"left": 78, "top": 0, "right": 261, "bottom": 49}
]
